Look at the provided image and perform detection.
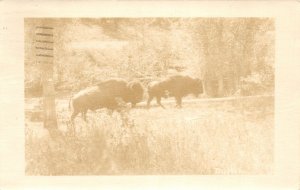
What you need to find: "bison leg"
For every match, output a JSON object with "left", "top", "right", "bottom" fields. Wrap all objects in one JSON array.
[
  {"left": 175, "top": 96, "right": 182, "bottom": 108},
  {"left": 131, "top": 102, "right": 136, "bottom": 108},
  {"left": 156, "top": 96, "right": 165, "bottom": 109},
  {"left": 70, "top": 110, "right": 79, "bottom": 124},
  {"left": 147, "top": 95, "right": 154, "bottom": 108},
  {"left": 81, "top": 111, "right": 87, "bottom": 121},
  {"left": 70, "top": 111, "right": 80, "bottom": 134}
]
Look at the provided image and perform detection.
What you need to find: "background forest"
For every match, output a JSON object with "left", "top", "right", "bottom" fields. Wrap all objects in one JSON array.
[{"left": 25, "top": 18, "right": 275, "bottom": 98}]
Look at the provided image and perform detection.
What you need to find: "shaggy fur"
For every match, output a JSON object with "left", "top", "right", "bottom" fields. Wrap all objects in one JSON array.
[
  {"left": 69, "top": 78, "right": 144, "bottom": 122},
  {"left": 97, "top": 78, "right": 144, "bottom": 106},
  {"left": 147, "top": 75, "right": 203, "bottom": 108}
]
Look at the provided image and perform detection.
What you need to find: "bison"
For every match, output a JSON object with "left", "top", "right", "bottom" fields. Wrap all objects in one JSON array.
[
  {"left": 69, "top": 78, "right": 144, "bottom": 122},
  {"left": 147, "top": 75, "right": 203, "bottom": 108},
  {"left": 97, "top": 78, "right": 144, "bottom": 107}
]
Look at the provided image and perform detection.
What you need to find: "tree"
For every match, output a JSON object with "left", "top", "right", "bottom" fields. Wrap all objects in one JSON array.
[{"left": 192, "top": 18, "right": 274, "bottom": 97}]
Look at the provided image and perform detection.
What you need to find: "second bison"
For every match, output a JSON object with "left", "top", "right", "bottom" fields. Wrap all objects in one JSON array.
[
  {"left": 147, "top": 75, "right": 203, "bottom": 108},
  {"left": 69, "top": 78, "right": 144, "bottom": 122}
]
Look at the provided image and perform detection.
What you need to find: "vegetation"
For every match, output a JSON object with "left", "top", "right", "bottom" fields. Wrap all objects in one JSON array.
[
  {"left": 24, "top": 18, "right": 275, "bottom": 175},
  {"left": 25, "top": 18, "right": 274, "bottom": 97},
  {"left": 25, "top": 96, "right": 273, "bottom": 175}
]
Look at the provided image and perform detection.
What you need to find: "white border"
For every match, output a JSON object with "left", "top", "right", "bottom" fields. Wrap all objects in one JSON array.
[{"left": 0, "top": 1, "right": 299, "bottom": 189}]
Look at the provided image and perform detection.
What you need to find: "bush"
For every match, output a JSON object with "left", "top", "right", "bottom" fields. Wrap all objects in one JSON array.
[{"left": 239, "top": 66, "right": 274, "bottom": 96}]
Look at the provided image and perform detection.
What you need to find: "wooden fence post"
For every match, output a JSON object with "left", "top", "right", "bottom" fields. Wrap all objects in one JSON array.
[{"left": 35, "top": 22, "right": 57, "bottom": 130}]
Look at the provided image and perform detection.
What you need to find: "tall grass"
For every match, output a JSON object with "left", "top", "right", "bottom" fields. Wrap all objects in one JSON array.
[{"left": 25, "top": 97, "right": 274, "bottom": 175}]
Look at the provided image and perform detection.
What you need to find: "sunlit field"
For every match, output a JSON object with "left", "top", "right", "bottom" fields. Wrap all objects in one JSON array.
[{"left": 25, "top": 96, "right": 274, "bottom": 175}]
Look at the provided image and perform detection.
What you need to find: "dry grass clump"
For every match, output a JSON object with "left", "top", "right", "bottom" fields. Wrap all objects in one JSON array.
[{"left": 25, "top": 97, "right": 274, "bottom": 175}]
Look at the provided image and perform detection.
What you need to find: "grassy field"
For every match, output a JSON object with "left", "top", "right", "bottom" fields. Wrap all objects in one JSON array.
[{"left": 25, "top": 96, "right": 274, "bottom": 175}]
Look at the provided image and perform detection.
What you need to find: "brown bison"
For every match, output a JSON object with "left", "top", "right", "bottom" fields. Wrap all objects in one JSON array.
[
  {"left": 147, "top": 75, "right": 203, "bottom": 108},
  {"left": 97, "top": 78, "right": 144, "bottom": 107},
  {"left": 69, "top": 78, "right": 144, "bottom": 122}
]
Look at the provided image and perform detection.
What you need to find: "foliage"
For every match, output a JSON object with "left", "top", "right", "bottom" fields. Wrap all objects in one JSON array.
[
  {"left": 24, "top": 18, "right": 275, "bottom": 97},
  {"left": 25, "top": 96, "right": 274, "bottom": 175},
  {"left": 239, "top": 66, "right": 274, "bottom": 96},
  {"left": 191, "top": 18, "right": 274, "bottom": 96}
]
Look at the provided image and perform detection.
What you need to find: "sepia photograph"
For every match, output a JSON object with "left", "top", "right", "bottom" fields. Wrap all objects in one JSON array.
[
  {"left": 25, "top": 17, "right": 274, "bottom": 175},
  {"left": 1, "top": 1, "right": 300, "bottom": 189}
]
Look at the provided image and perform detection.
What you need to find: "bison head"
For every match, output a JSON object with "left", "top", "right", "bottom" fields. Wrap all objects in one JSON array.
[{"left": 126, "top": 81, "right": 144, "bottom": 105}]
